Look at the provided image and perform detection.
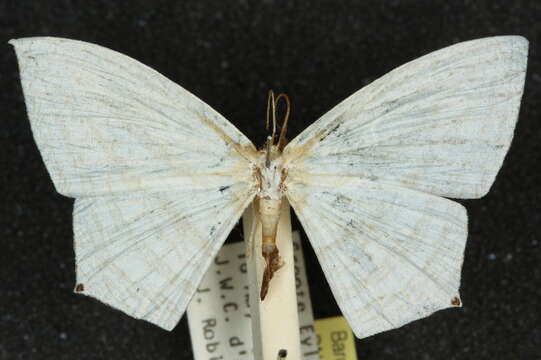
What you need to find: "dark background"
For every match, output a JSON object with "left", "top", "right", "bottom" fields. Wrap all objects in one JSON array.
[{"left": 1, "top": 1, "right": 540, "bottom": 359}]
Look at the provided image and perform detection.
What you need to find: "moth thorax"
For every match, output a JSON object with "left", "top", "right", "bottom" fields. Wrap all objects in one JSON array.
[{"left": 257, "top": 145, "right": 284, "bottom": 200}]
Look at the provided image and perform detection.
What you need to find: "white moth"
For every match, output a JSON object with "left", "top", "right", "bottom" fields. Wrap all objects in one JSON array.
[{"left": 10, "top": 36, "right": 528, "bottom": 339}]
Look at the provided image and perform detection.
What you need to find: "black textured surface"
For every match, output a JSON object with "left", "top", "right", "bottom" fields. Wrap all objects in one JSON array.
[{"left": 1, "top": 1, "right": 540, "bottom": 359}]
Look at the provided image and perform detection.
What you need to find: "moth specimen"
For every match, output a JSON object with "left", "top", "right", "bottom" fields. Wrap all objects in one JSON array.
[{"left": 10, "top": 36, "right": 527, "bottom": 338}]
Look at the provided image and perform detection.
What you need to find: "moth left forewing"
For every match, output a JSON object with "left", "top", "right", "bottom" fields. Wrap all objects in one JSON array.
[
  {"left": 10, "top": 37, "right": 258, "bottom": 197},
  {"left": 284, "top": 174, "right": 467, "bottom": 339}
]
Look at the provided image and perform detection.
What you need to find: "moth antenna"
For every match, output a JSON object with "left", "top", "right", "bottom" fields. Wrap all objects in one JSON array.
[
  {"left": 266, "top": 90, "right": 272, "bottom": 131},
  {"left": 266, "top": 90, "right": 277, "bottom": 144},
  {"left": 266, "top": 90, "right": 290, "bottom": 149},
  {"left": 275, "top": 93, "right": 290, "bottom": 151},
  {"left": 265, "top": 136, "right": 272, "bottom": 168}
]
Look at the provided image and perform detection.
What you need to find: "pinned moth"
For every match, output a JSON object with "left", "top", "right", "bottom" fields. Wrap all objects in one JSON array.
[{"left": 10, "top": 36, "right": 527, "bottom": 338}]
